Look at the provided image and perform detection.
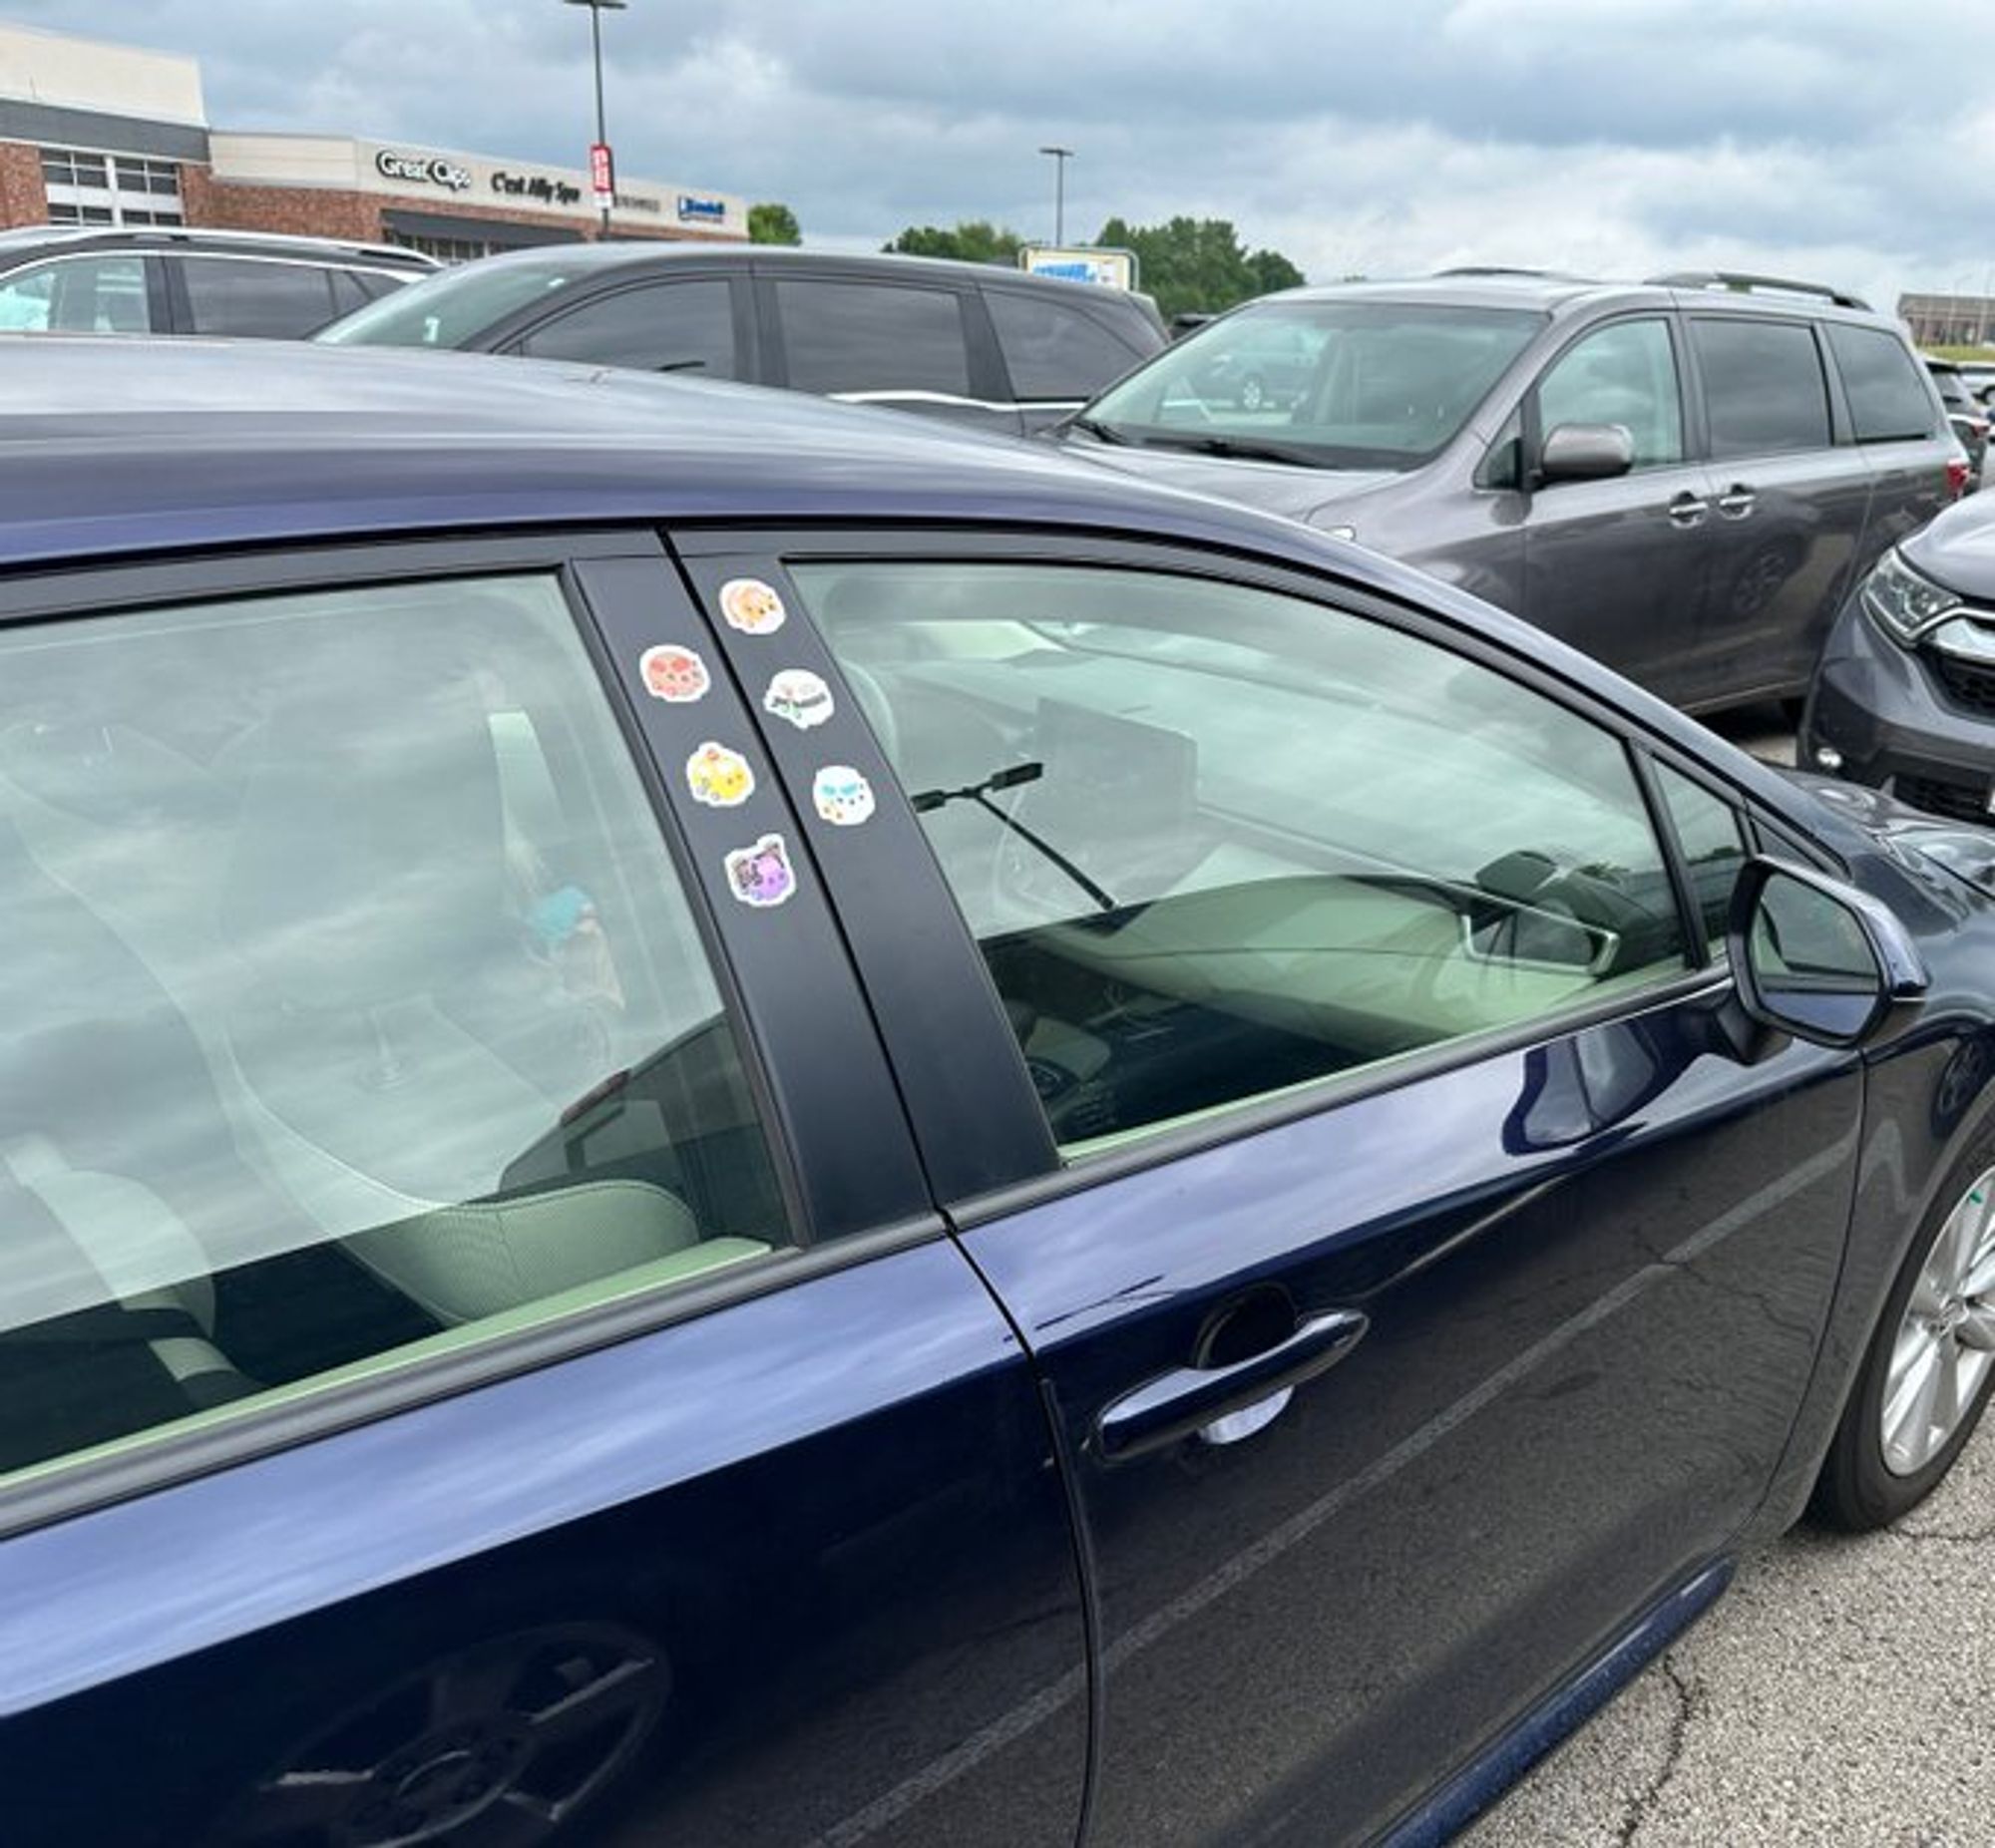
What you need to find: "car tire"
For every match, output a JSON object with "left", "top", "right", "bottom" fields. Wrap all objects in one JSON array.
[
  {"left": 1238, "top": 373, "right": 1266, "bottom": 413},
  {"left": 1811, "top": 1144, "right": 1995, "bottom": 1531}
]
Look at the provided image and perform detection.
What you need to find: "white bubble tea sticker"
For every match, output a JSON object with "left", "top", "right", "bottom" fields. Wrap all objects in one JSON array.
[
  {"left": 718, "top": 577, "right": 787, "bottom": 636},
  {"left": 763, "top": 668, "right": 834, "bottom": 730},
  {"left": 686, "top": 741, "right": 756, "bottom": 808},
  {"left": 638, "top": 643, "right": 711, "bottom": 703},
  {"left": 812, "top": 765, "right": 875, "bottom": 827},
  {"left": 724, "top": 833, "right": 798, "bottom": 909}
]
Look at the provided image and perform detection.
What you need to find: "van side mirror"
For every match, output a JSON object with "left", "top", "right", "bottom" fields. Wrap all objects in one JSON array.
[
  {"left": 1725, "top": 857, "right": 1927, "bottom": 1048},
  {"left": 1537, "top": 422, "right": 1634, "bottom": 485}
]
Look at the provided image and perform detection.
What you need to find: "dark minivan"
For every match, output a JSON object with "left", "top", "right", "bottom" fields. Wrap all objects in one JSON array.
[
  {"left": 318, "top": 243, "right": 1168, "bottom": 436},
  {"left": 1060, "top": 270, "right": 1962, "bottom": 713}
]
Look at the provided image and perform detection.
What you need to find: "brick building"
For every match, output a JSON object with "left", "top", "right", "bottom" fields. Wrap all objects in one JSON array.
[{"left": 0, "top": 19, "right": 747, "bottom": 259}]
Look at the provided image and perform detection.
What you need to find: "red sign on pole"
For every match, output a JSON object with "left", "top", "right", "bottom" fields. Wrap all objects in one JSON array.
[{"left": 590, "top": 142, "right": 615, "bottom": 205}]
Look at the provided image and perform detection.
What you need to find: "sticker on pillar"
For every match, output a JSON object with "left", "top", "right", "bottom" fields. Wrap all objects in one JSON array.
[
  {"left": 686, "top": 741, "right": 756, "bottom": 808},
  {"left": 724, "top": 833, "right": 798, "bottom": 909},
  {"left": 762, "top": 668, "right": 834, "bottom": 731},
  {"left": 812, "top": 764, "right": 875, "bottom": 827},
  {"left": 638, "top": 643, "right": 711, "bottom": 704},
  {"left": 718, "top": 577, "right": 787, "bottom": 636}
]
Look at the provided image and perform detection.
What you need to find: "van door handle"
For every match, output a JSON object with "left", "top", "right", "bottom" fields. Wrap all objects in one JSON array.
[
  {"left": 1717, "top": 485, "right": 1757, "bottom": 519},
  {"left": 1094, "top": 1306, "right": 1369, "bottom": 1463},
  {"left": 1667, "top": 492, "right": 1709, "bottom": 528}
]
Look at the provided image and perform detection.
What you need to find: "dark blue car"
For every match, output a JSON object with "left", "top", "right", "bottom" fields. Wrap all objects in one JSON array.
[{"left": 2, "top": 338, "right": 1994, "bottom": 1848}]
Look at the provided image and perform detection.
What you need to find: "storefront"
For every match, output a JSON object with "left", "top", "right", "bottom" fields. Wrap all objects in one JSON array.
[{"left": 0, "top": 20, "right": 746, "bottom": 257}]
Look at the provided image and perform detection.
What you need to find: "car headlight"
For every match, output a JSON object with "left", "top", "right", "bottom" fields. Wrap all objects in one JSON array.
[{"left": 1861, "top": 548, "right": 1961, "bottom": 644}]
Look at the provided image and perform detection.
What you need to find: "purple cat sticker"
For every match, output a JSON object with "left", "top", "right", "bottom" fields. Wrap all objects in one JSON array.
[{"left": 723, "top": 832, "right": 797, "bottom": 910}]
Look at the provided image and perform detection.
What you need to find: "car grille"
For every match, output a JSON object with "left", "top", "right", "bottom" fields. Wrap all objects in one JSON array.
[
  {"left": 1895, "top": 773, "right": 1991, "bottom": 823},
  {"left": 1930, "top": 650, "right": 1995, "bottom": 716}
]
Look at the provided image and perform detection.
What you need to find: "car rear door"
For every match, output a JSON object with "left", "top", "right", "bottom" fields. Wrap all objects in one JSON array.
[
  {"left": 1823, "top": 320, "right": 1959, "bottom": 557},
  {"left": 737, "top": 530, "right": 1863, "bottom": 1848},
  {"left": 0, "top": 533, "right": 1086, "bottom": 1848},
  {"left": 1679, "top": 312, "right": 1872, "bottom": 703}
]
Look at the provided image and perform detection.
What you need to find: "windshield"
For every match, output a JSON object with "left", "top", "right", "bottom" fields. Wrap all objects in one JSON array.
[
  {"left": 1081, "top": 299, "right": 1546, "bottom": 470},
  {"left": 316, "top": 258, "right": 581, "bottom": 348}
]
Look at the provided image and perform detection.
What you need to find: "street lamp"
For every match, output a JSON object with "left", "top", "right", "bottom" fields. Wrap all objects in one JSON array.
[
  {"left": 565, "top": 0, "right": 627, "bottom": 236},
  {"left": 1038, "top": 145, "right": 1073, "bottom": 247}
]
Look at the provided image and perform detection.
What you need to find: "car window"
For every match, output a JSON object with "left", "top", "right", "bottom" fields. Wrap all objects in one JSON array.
[
  {"left": 776, "top": 279, "right": 973, "bottom": 395},
  {"left": 516, "top": 278, "right": 738, "bottom": 378},
  {"left": 1536, "top": 319, "right": 1684, "bottom": 468},
  {"left": 0, "top": 255, "right": 152, "bottom": 333},
  {"left": 1083, "top": 300, "right": 1544, "bottom": 469},
  {"left": 1928, "top": 368, "right": 1975, "bottom": 413},
  {"left": 315, "top": 256, "right": 582, "bottom": 347},
  {"left": 181, "top": 257, "right": 341, "bottom": 338},
  {"left": 1827, "top": 324, "right": 1940, "bottom": 443},
  {"left": 1653, "top": 763, "right": 1749, "bottom": 948},
  {"left": 986, "top": 290, "right": 1146, "bottom": 400},
  {"left": 1690, "top": 318, "right": 1831, "bottom": 458},
  {"left": 796, "top": 560, "right": 1691, "bottom": 1152},
  {"left": 0, "top": 573, "right": 790, "bottom": 1483}
]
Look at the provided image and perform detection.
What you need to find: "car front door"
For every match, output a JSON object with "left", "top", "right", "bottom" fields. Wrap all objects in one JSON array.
[
  {"left": 750, "top": 536, "right": 1863, "bottom": 1847},
  {"left": 1518, "top": 314, "right": 1721, "bottom": 702},
  {"left": 0, "top": 537, "right": 1087, "bottom": 1848}
]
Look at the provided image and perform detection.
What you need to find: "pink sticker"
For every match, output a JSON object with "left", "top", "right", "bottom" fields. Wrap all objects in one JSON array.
[
  {"left": 724, "top": 832, "right": 798, "bottom": 909},
  {"left": 639, "top": 643, "right": 711, "bottom": 703},
  {"left": 718, "top": 577, "right": 787, "bottom": 636}
]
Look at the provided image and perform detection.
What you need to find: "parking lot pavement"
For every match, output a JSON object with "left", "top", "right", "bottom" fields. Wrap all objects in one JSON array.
[
  {"left": 1463, "top": 1428, "right": 1995, "bottom": 1847},
  {"left": 1704, "top": 703, "right": 1797, "bottom": 770}
]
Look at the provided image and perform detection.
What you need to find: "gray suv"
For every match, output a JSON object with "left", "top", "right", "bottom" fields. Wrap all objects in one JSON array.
[{"left": 1058, "top": 270, "right": 1963, "bottom": 713}]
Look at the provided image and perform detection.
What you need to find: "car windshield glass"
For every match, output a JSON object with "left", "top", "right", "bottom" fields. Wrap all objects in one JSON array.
[
  {"left": 315, "top": 258, "right": 579, "bottom": 347},
  {"left": 1082, "top": 299, "right": 1545, "bottom": 470}
]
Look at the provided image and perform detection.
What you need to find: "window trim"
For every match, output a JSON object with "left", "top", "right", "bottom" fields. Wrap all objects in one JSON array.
[
  {"left": 684, "top": 524, "right": 1760, "bottom": 1208},
  {"left": 0, "top": 530, "right": 939, "bottom": 1538}
]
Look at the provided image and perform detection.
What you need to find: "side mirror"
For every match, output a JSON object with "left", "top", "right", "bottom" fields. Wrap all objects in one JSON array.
[
  {"left": 1537, "top": 422, "right": 1635, "bottom": 485},
  {"left": 1726, "top": 857, "right": 1928, "bottom": 1048}
]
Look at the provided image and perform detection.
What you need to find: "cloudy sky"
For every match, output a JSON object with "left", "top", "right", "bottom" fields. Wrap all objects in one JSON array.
[{"left": 11, "top": 0, "right": 1995, "bottom": 311}]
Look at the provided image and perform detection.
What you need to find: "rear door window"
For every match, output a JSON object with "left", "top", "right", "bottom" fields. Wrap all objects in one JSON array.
[
  {"left": 1827, "top": 324, "right": 1941, "bottom": 442},
  {"left": 180, "top": 257, "right": 342, "bottom": 338},
  {"left": 1690, "top": 318, "right": 1832, "bottom": 458},
  {"left": 0, "top": 572, "right": 791, "bottom": 1483},
  {"left": 986, "top": 291, "right": 1146, "bottom": 401},
  {"left": 775, "top": 279, "right": 973, "bottom": 396},
  {"left": 515, "top": 278, "right": 740, "bottom": 378}
]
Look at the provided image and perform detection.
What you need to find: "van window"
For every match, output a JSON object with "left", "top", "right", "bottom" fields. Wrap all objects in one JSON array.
[
  {"left": 1828, "top": 325, "right": 1941, "bottom": 443},
  {"left": 1690, "top": 319, "right": 1831, "bottom": 458},
  {"left": 517, "top": 278, "right": 739, "bottom": 378},
  {"left": 777, "top": 280, "right": 972, "bottom": 397},
  {"left": 181, "top": 258, "right": 342, "bottom": 338},
  {"left": 987, "top": 292, "right": 1145, "bottom": 401}
]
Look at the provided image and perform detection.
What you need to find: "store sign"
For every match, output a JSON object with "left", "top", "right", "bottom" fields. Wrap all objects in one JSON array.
[
  {"left": 1019, "top": 244, "right": 1139, "bottom": 290},
  {"left": 491, "top": 170, "right": 583, "bottom": 207},
  {"left": 677, "top": 194, "right": 727, "bottom": 226},
  {"left": 374, "top": 149, "right": 472, "bottom": 192},
  {"left": 590, "top": 143, "right": 615, "bottom": 207}
]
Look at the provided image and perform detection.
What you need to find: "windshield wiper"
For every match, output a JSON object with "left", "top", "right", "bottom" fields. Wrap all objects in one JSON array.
[
  {"left": 1143, "top": 432, "right": 1325, "bottom": 468},
  {"left": 1065, "top": 413, "right": 1130, "bottom": 446},
  {"left": 909, "top": 761, "right": 1116, "bottom": 914}
]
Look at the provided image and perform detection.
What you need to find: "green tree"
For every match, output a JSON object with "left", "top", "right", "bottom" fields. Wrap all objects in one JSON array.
[
  {"left": 1095, "top": 215, "right": 1306, "bottom": 320},
  {"left": 883, "top": 220, "right": 1024, "bottom": 265},
  {"left": 748, "top": 201, "right": 802, "bottom": 245}
]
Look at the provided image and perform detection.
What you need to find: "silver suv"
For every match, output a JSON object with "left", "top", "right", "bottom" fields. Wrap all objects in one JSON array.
[{"left": 1058, "top": 269, "right": 1963, "bottom": 713}]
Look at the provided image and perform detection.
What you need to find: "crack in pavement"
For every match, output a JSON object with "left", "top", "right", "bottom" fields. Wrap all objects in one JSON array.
[{"left": 1615, "top": 1654, "right": 1702, "bottom": 1848}]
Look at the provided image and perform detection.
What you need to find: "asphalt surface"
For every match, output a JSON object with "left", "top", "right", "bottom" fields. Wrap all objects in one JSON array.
[{"left": 1464, "top": 708, "right": 1995, "bottom": 1848}]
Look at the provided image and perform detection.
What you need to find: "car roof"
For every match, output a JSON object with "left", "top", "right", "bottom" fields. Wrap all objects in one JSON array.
[
  {"left": 0, "top": 225, "right": 433, "bottom": 269},
  {"left": 0, "top": 335, "right": 1341, "bottom": 567},
  {"left": 415, "top": 237, "right": 1148, "bottom": 300}
]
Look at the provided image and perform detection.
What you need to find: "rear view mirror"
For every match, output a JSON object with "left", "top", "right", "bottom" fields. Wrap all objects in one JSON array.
[
  {"left": 1538, "top": 422, "right": 1634, "bottom": 485},
  {"left": 1726, "top": 858, "right": 1928, "bottom": 1048}
]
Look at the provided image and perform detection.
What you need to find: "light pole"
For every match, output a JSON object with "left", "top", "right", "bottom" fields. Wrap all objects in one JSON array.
[
  {"left": 565, "top": 0, "right": 626, "bottom": 237},
  {"left": 1038, "top": 145, "right": 1073, "bottom": 246}
]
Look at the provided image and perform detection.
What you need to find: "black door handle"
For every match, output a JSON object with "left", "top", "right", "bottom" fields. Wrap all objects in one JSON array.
[{"left": 1094, "top": 1306, "right": 1369, "bottom": 1463}]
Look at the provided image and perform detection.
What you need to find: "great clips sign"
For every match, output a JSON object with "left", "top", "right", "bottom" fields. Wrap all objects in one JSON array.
[{"left": 374, "top": 149, "right": 472, "bottom": 192}]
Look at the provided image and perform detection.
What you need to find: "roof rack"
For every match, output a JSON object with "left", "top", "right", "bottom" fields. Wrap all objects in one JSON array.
[
  {"left": 1432, "top": 266, "right": 1579, "bottom": 280},
  {"left": 1647, "top": 270, "right": 1869, "bottom": 311},
  {"left": 4, "top": 225, "right": 435, "bottom": 268}
]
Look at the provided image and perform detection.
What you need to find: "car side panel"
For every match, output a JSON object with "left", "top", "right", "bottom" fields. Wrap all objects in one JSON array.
[{"left": 0, "top": 1242, "right": 1089, "bottom": 1848}]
